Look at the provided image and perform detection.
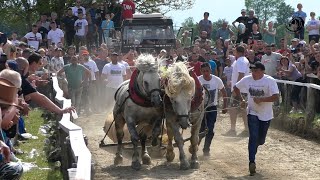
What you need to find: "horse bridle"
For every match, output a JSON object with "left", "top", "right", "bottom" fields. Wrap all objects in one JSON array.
[{"left": 140, "top": 71, "right": 163, "bottom": 99}]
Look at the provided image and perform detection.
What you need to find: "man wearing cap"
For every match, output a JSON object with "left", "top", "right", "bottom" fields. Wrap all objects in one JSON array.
[
  {"left": 48, "top": 21, "right": 64, "bottom": 46},
  {"left": 102, "top": 52, "right": 126, "bottom": 110},
  {"left": 234, "top": 61, "right": 279, "bottom": 176},
  {"left": 72, "top": 0, "right": 86, "bottom": 17},
  {"left": 21, "top": 24, "right": 42, "bottom": 51},
  {"left": 82, "top": 50, "right": 99, "bottom": 113},
  {"left": 233, "top": 9, "right": 249, "bottom": 43},
  {"left": 0, "top": 75, "right": 24, "bottom": 179},
  {"left": 74, "top": 11, "right": 88, "bottom": 52},
  {"left": 49, "top": 48, "right": 64, "bottom": 73}
]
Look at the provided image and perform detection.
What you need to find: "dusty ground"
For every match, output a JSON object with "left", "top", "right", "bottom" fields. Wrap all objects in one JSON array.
[{"left": 75, "top": 112, "right": 320, "bottom": 180}]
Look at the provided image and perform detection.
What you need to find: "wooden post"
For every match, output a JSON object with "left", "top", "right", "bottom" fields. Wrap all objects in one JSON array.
[
  {"left": 305, "top": 80, "right": 316, "bottom": 131},
  {"left": 283, "top": 84, "right": 291, "bottom": 113}
]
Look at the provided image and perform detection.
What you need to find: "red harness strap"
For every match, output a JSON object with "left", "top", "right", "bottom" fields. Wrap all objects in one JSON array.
[
  {"left": 163, "top": 70, "right": 203, "bottom": 112},
  {"left": 129, "top": 70, "right": 153, "bottom": 107},
  {"left": 190, "top": 70, "right": 204, "bottom": 112}
]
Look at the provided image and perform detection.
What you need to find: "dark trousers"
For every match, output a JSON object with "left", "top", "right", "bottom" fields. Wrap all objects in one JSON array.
[
  {"left": 66, "top": 31, "right": 75, "bottom": 46},
  {"left": 291, "top": 77, "right": 304, "bottom": 104},
  {"left": 309, "top": 35, "right": 320, "bottom": 43},
  {"left": 236, "top": 33, "right": 249, "bottom": 44},
  {"left": 199, "top": 106, "right": 217, "bottom": 152},
  {"left": 294, "top": 28, "right": 305, "bottom": 40},
  {"left": 248, "top": 114, "right": 271, "bottom": 163}
]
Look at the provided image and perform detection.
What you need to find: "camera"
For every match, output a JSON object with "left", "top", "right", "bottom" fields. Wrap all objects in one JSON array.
[
  {"left": 0, "top": 53, "right": 8, "bottom": 71},
  {"left": 0, "top": 32, "right": 7, "bottom": 45}
]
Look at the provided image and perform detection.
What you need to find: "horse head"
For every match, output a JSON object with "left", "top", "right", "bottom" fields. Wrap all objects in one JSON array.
[
  {"left": 136, "top": 54, "right": 162, "bottom": 107},
  {"left": 164, "top": 62, "right": 195, "bottom": 129}
]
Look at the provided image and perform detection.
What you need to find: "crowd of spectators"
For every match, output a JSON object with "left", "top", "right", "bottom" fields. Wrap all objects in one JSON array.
[{"left": 1, "top": 0, "right": 320, "bottom": 178}]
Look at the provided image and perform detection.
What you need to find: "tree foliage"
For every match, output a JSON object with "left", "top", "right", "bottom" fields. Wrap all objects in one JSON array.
[
  {"left": 275, "top": 2, "right": 294, "bottom": 25},
  {"left": 245, "top": 0, "right": 285, "bottom": 22}
]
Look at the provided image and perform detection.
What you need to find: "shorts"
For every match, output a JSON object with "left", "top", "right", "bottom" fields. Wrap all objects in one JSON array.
[{"left": 230, "top": 93, "right": 247, "bottom": 108}]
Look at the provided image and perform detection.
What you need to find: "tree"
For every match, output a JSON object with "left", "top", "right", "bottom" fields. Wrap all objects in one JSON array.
[
  {"left": 245, "top": 0, "right": 285, "bottom": 22},
  {"left": 136, "top": 0, "right": 195, "bottom": 14},
  {"left": 180, "top": 17, "right": 198, "bottom": 41},
  {"left": 275, "top": 2, "right": 294, "bottom": 26}
]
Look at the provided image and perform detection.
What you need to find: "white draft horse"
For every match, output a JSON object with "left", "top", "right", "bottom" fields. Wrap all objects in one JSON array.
[
  {"left": 113, "top": 54, "right": 163, "bottom": 170},
  {"left": 162, "top": 62, "right": 206, "bottom": 170}
]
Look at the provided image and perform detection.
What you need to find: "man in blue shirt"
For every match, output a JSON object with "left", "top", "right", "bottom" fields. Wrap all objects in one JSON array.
[{"left": 292, "top": 3, "right": 307, "bottom": 40}]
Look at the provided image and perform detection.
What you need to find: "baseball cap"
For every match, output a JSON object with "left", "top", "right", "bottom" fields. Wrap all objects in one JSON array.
[
  {"left": 0, "top": 78, "right": 20, "bottom": 108},
  {"left": 111, "top": 52, "right": 118, "bottom": 56},
  {"left": 249, "top": 61, "right": 265, "bottom": 71},
  {"left": 241, "top": 9, "right": 246, "bottom": 13}
]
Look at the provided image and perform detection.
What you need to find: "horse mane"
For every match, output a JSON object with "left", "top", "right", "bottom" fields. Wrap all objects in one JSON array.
[
  {"left": 135, "top": 54, "right": 158, "bottom": 73},
  {"left": 164, "top": 62, "right": 195, "bottom": 98}
]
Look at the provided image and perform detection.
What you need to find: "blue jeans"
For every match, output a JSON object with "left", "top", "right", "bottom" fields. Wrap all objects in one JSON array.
[
  {"left": 247, "top": 114, "right": 271, "bottom": 163},
  {"left": 199, "top": 106, "right": 217, "bottom": 152}
]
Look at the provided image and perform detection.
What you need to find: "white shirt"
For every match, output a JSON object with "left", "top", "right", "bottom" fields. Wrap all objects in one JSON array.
[
  {"left": 223, "top": 66, "right": 233, "bottom": 86},
  {"left": 24, "top": 32, "right": 42, "bottom": 50},
  {"left": 102, "top": 63, "right": 126, "bottom": 88},
  {"left": 261, "top": 52, "right": 282, "bottom": 77},
  {"left": 74, "top": 19, "right": 88, "bottom": 36},
  {"left": 47, "top": 28, "right": 64, "bottom": 45},
  {"left": 49, "top": 57, "right": 64, "bottom": 73},
  {"left": 236, "top": 75, "right": 279, "bottom": 121},
  {"left": 231, "top": 56, "right": 250, "bottom": 92},
  {"left": 307, "top": 19, "right": 320, "bottom": 35},
  {"left": 118, "top": 60, "right": 130, "bottom": 70},
  {"left": 12, "top": 40, "right": 20, "bottom": 46},
  {"left": 198, "top": 75, "right": 224, "bottom": 106},
  {"left": 72, "top": 6, "right": 86, "bottom": 17},
  {"left": 84, "top": 59, "right": 99, "bottom": 81}
]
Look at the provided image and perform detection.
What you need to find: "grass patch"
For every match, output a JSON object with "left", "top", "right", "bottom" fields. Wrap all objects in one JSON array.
[
  {"left": 288, "top": 112, "right": 305, "bottom": 119},
  {"left": 17, "top": 109, "right": 62, "bottom": 180}
]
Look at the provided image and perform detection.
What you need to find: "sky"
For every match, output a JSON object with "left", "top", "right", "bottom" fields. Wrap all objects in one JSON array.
[{"left": 166, "top": 0, "right": 320, "bottom": 27}]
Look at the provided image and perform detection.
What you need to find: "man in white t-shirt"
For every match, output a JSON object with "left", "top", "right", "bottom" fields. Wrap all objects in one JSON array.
[
  {"left": 72, "top": 0, "right": 86, "bottom": 17},
  {"left": 118, "top": 53, "right": 131, "bottom": 80},
  {"left": 22, "top": 24, "right": 42, "bottom": 50},
  {"left": 82, "top": 50, "right": 99, "bottom": 112},
  {"left": 307, "top": 12, "right": 320, "bottom": 43},
  {"left": 198, "top": 62, "right": 227, "bottom": 156},
  {"left": 102, "top": 52, "right": 126, "bottom": 108},
  {"left": 260, "top": 45, "right": 282, "bottom": 77},
  {"left": 234, "top": 61, "right": 279, "bottom": 176},
  {"left": 74, "top": 11, "right": 88, "bottom": 52},
  {"left": 227, "top": 45, "right": 250, "bottom": 136},
  {"left": 47, "top": 21, "right": 64, "bottom": 46}
]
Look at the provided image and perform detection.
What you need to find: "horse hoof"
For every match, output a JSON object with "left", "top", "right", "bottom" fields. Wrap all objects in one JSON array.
[
  {"left": 131, "top": 161, "right": 141, "bottom": 170},
  {"left": 190, "top": 161, "right": 200, "bottom": 169},
  {"left": 142, "top": 154, "right": 151, "bottom": 165},
  {"left": 114, "top": 155, "right": 123, "bottom": 165},
  {"left": 166, "top": 151, "right": 175, "bottom": 162},
  {"left": 180, "top": 161, "right": 190, "bottom": 170}
]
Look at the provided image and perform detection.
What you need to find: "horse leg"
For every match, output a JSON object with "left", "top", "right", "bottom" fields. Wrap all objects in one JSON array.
[
  {"left": 141, "top": 133, "right": 151, "bottom": 165},
  {"left": 127, "top": 119, "right": 141, "bottom": 170},
  {"left": 114, "top": 117, "right": 125, "bottom": 165},
  {"left": 151, "top": 117, "right": 163, "bottom": 146},
  {"left": 189, "top": 116, "right": 201, "bottom": 169},
  {"left": 166, "top": 121, "right": 175, "bottom": 162},
  {"left": 172, "top": 123, "right": 190, "bottom": 170}
]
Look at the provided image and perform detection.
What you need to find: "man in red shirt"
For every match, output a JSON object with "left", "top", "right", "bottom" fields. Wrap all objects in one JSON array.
[
  {"left": 189, "top": 52, "right": 202, "bottom": 76},
  {"left": 121, "top": 0, "right": 135, "bottom": 20}
]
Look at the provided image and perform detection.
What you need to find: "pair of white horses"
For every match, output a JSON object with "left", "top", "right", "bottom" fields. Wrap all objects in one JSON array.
[{"left": 112, "top": 54, "right": 206, "bottom": 170}]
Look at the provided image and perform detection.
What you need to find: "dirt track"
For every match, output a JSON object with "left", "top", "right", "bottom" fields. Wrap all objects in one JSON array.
[{"left": 75, "top": 112, "right": 320, "bottom": 180}]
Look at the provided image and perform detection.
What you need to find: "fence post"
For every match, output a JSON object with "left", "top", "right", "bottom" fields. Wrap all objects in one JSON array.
[
  {"left": 283, "top": 84, "right": 291, "bottom": 113},
  {"left": 305, "top": 82, "right": 316, "bottom": 131}
]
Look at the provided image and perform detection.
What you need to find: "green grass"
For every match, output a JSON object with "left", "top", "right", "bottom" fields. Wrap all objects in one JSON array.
[
  {"left": 17, "top": 109, "right": 63, "bottom": 180},
  {"left": 288, "top": 112, "right": 305, "bottom": 119}
]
